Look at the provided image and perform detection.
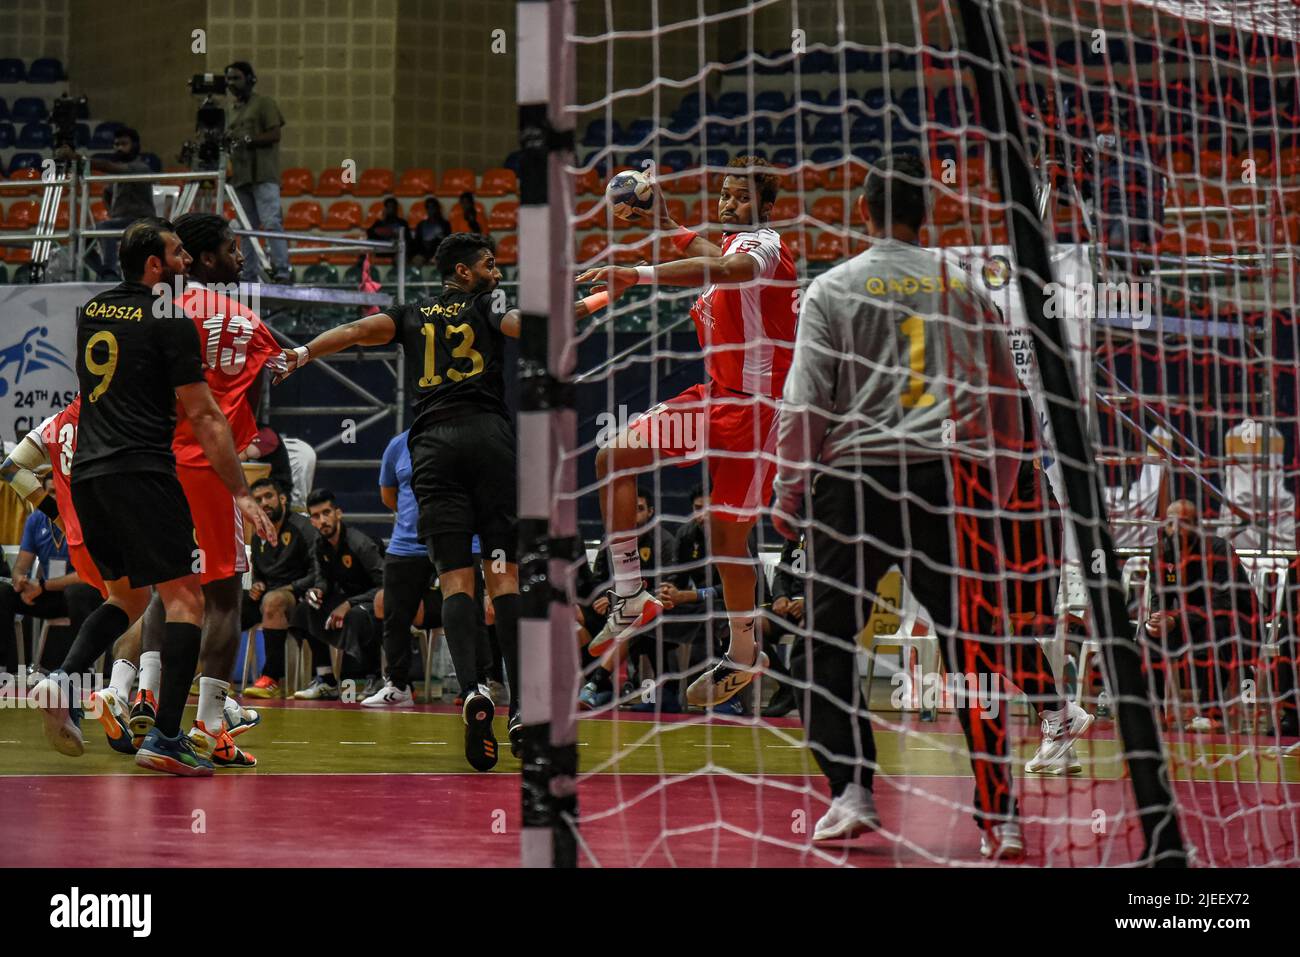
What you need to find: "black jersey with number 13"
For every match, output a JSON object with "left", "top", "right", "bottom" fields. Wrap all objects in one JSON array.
[
  {"left": 392, "top": 287, "right": 510, "bottom": 429},
  {"left": 73, "top": 281, "right": 204, "bottom": 481}
]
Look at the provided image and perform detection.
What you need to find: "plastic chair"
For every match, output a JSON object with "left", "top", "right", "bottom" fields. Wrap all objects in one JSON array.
[
  {"left": 394, "top": 167, "right": 435, "bottom": 197},
  {"left": 355, "top": 168, "right": 394, "bottom": 197},
  {"left": 478, "top": 167, "right": 518, "bottom": 196},
  {"left": 322, "top": 200, "right": 363, "bottom": 231},
  {"left": 436, "top": 168, "right": 476, "bottom": 197},
  {"left": 280, "top": 167, "right": 314, "bottom": 196}
]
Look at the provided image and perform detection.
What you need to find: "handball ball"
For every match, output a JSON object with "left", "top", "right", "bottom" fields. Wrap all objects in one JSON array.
[{"left": 606, "top": 170, "right": 654, "bottom": 219}]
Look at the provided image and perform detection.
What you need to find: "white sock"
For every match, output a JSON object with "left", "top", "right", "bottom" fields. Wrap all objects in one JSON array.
[
  {"left": 726, "top": 613, "right": 757, "bottom": 662},
  {"left": 108, "top": 659, "right": 137, "bottom": 700},
  {"left": 610, "top": 536, "right": 643, "bottom": 598},
  {"left": 197, "top": 676, "right": 229, "bottom": 732},
  {"left": 138, "top": 651, "right": 161, "bottom": 697}
]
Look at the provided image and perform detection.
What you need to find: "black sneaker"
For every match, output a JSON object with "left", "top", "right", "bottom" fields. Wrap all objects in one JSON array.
[
  {"left": 508, "top": 712, "right": 523, "bottom": 758},
  {"left": 462, "top": 688, "right": 498, "bottom": 772},
  {"left": 761, "top": 681, "right": 799, "bottom": 718}
]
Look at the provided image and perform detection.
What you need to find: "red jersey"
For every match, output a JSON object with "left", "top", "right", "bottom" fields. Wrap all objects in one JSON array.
[
  {"left": 688, "top": 228, "right": 798, "bottom": 398},
  {"left": 35, "top": 396, "right": 84, "bottom": 546},
  {"left": 172, "top": 281, "right": 281, "bottom": 467}
]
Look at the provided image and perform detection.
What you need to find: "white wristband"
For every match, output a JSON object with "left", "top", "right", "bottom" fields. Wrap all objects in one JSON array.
[
  {"left": 294, "top": 345, "right": 311, "bottom": 365},
  {"left": 635, "top": 265, "right": 656, "bottom": 285}
]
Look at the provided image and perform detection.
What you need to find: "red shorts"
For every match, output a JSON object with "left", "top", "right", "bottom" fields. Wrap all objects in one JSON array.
[
  {"left": 68, "top": 541, "right": 107, "bottom": 598},
  {"left": 626, "top": 381, "right": 778, "bottom": 522},
  {"left": 177, "top": 464, "right": 248, "bottom": 585}
]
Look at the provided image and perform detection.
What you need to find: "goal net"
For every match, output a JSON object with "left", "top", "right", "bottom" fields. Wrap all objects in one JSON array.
[{"left": 541, "top": 0, "right": 1300, "bottom": 867}]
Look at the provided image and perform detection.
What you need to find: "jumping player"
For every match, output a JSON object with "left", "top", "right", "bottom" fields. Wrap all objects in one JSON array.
[
  {"left": 576, "top": 155, "right": 798, "bottom": 707},
  {"left": 29, "top": 218, "right": 274, "bottom": 775}
]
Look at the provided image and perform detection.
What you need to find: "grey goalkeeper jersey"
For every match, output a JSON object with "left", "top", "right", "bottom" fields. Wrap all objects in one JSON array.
[{"left": 773, "top": 237, "right": 1024, "bottom": 506}]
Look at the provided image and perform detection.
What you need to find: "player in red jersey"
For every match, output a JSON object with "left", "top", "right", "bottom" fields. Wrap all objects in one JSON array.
[
  {"left": 577, "top": 155, "right": 798, "bottom": 707},
  {"left": 159, "top": 212, "right": 281, "bottom": 765}
]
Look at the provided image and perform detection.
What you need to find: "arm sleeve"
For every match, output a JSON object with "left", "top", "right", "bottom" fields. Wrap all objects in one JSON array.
[
  {"left": 162, "top": 316, "right": 205, "bottom": 388},
  {"left": 347, "top": 534, "right": 385, "bottom": 605},
  {"left": 378, "top": 439, "right": 398, "bottom": 489},
  {"left": 263, "top": 97, "right": 286, "bottom": 130},
  {"left": 290, "top": 525, "right": 322, "bottom": 596},
  {"left": 473, "top": 292, "right": 507, "bottom": 333},
  {"left": 19, "top": 513, "right": 40, "bottom": 553},
  {"left": 772, "top": 277, "right": 837, "bottom": 509}
]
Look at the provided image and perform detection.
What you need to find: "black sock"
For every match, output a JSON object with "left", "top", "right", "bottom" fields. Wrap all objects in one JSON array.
[
  {"left": 262, "top": 627, "right": 287, "bottom": 680},
  {"left": 442, "top": 593, "right": 482, "bottom": 699},
  {"left": 491, "top": 594, "right": 520, "bottom": 714},
  {"left": 61, "top": 604, "right": 130, "bottom": 677},
  {"left": 157, "top": 621, "right": 202, "bottom": 737}
]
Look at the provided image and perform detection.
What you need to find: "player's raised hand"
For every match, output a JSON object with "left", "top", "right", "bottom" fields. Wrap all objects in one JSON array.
[
  {"left": 574, "top": 265, "right": 638, "bottom": 303},
  {"left": 270, "top": 347, "right": 302, "bottom": 385},
  {"left": 239, "top": 491, "right": 277, "bottom": 543}
]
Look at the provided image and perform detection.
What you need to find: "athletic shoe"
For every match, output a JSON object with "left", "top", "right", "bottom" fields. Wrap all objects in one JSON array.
[
  {"left": 188, "top": 720, "right": 256, "bottom": 768},
  {"left": 89, "top": 688, "right": 137, "bottom": 756},
  {"left": 508, "top": 712, "right": 523, "bottom": 759},
  {"left": 629, "top": 682, "right": 682, "bottom": 714},
  {"left": 224, "top": 698, "right": 261, "bottom": 738},
  {"left": 135, "top": 727, "right": 214, "bottom": 777},
  {"left": 360, "top": 675, "right": 385, "bottom": 699},
  {"left": 462, "top": 688, "right": 498, "bottom": 772},
  {"left": 1025, "top": 702, "right": 1093, "bottom": 775},
  {"left": 578, "top": 681, "right": 612, "bottom": 711},
  {"left": 293, "top": 676, "right": 340, "bottom": 700},
  {"left": 242, "top": 675, "right": 281, "bottom": 700},
  {"left": 686, "top": 650, "right": 769, "bottom": 708},
  {"left": 29, "top": 676, "right": 85, "bottom": 757},
  {"left": 1187, "top": 715, "right": 1216, "bottom": 733},
  {"left": 812, "top": 783, "right": 880, "bottom": 842},
  {"left": 588, "top": 587, "right": 663, "bottom": 657},
  {"left": 761, "top": 682, "right": 799, "bottom": 718},
  {"left": 487, "top": 679, "right": 508, "bottom": 706},
  {"left": 128, "top": 690, "right": 157, "bottom": 751},
  {"left": 361, "top": 680, "right": 415, "bottom": 708},
  {"left": 980, "top": 822, "right": 1025, "bottom": 861}
]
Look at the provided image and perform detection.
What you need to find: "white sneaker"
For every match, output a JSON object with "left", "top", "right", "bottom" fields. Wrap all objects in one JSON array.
[
  {"left": 29, "top": 676, "right": 85, "bottom": 757},
  {"left": 1187, "top": 715, "right": 1215, "bottom": 733},
  {"left": 588, "top": 587, "right": 663, "bottom": 657},
  {"left": 980, "top": 822, "right": 1025, "bottom": 861},
  {"left": 1025, "top": 702, "right": 1093, "bottom": 775},
  {"left": 686, "top": 649, "right": 769, "bottom": 708},
  {"left": 361, "top": 680, "right": 415, "bottom": 708},
  {"left": 812, "top": 783, "right": 880, "bottom": 842},
  {"left": 293, "top": 676, "right": 340, "bottom": 700}
]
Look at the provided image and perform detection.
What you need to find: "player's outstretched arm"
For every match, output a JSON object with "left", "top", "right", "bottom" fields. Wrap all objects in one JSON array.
[
  {"left": 0, "top": 435, "right": 59, "bottom": 522},
  {"left": 176, "top": 380, "right": 276, "bottom": 543},
  {"left": 274, "top": 312, "right": 399, "bottom": 383},
  {"left": 576, "top": 254, "right": 757, "bottom": 300}
]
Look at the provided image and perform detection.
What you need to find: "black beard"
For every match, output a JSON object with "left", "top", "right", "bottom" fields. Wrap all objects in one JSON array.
[{"left": 269, "top": 505, "right": 284, "bottom": 523}]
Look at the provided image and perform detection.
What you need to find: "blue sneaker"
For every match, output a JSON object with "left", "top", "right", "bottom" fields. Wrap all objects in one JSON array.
[
  {"left": 578, "top": 681, "right": 613, "bottom": 711},
  {"left": 711, "top": 696, "right": 745, "bottom": 717},
  {"left": 225, "top": 699, "right": 261, "bottom": 739},
  {"left": 29, "top": 675, "right": 84, "bottom": 757},
  {"left": 135, "top": 727, "right": 215, "bottom": 777}
]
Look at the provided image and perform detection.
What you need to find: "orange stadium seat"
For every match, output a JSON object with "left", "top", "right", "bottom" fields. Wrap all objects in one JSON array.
[
  {"left": 660, "top": 167, "right": 705, "bottom": 195},
  {"left": 1244, "top": 147, "right": 1274, "bottom": 178},
  {"left": 577, "top": 233, "right": 609, "bottom": 264},
  {"left": 289, "top": 241, "right": 329, "bottom": 265},
  {"left": 809, "top": 196, "right": 846, "bottom": 226},
  {"left": 315, "top": 168, "right": 349, "bottom": 196},
  {"left": 1160, "top": 230, "right": 1207, "bottom": 257},
  {"left": 365, "top": 201, "right": 386, "bottom": 226},
  {"left": 1198, "top": 150, "right": 1228, "bottom": 179},
  {"left": 919, "top": 225, "right": 935, "bottom": 246},
  {"left": 1230, "top": 217, "right": 1259, "bottom": 248},
  {"left": 407, "top": 201, "right": 429, "bottom": 225},
  {"left": 574, "top": 168, "right": 602, "bottom": 196},
  {"left": 822, "top": 160, "right": 867, "bottom": 191},
  {"left": 284, "top": 200, "right": 324, "bottom": 231},
  {"left": 478, "top": 167, "right": 518, "bottom": 196},
  {"left": 55, "top": 204, "right": 69, "bottom": 229},
  {"left": 1169, "top": 150, "right": 1195, "bottom": 176},
  {"left": 769, "top": 196, "right": 803, "bottom": 224},
  {"left": 807, "top": 231, "right": 846, "bottom": 262},
  {"left": 355, "top": 168, "right": 395, "bottom": 197},
  {"left": 5, "top": 200, "right": 39, "bottom": 229},
  {"left": 574, "top": 200, "right": 600, "bottom": 228},
  {"left": 932, "top": 193, "right": 963, "bottom": 226},
  {"left": 614, "top": 232, "right": 648, "bottom": 265},
  {"left": 488, "top": 200, "right": 519, "bottom": 231},
  {"left": 7, "top": 167, "right": 42, "bottom": 196},
  {"left": 394, "top": 167, "right": 436, "bottom": 197},
  {"left": 6, "top": 245, "right": 32, "bottom": 263},
  {"left": 984, "top": 223, "right": 1009, "bottom": 245},
  {"left": 1279, "top": 148, "right": 1300, "bottom": 178},
  {"left": 783, "top": 232, "right": 805, "bottom": 260},
  {"left": 777, "top": 164, "right": 822, "bottom": 193},
  {"left": 449, "top": 201, "right": 488, "bottom": 232},
  {"left": 1273, "top": 215, "right": 1300, "bottom": 245},
  {"left": 323, "top": 200, "right": 364, "bottom": 231},
  {"left": 90, "top": 200, "right": 108, "bottom": 222},
  {"left": 495, "top": 233, "right": 519, "bottom": 264},
  {"left": 847, "top": 234, "right": 868, "bottom": 256},
  {"left": 939, "top": 226, "right": 973, "bottom": 246},
  {"left": 684, "top": 199, "right": 706, "bottom": 227},
  {"left": 281, "top": 167, "right": 314, "bottom": 196},
  {"left": 436, "top": 168, "right": 477, "bottom": 197}
]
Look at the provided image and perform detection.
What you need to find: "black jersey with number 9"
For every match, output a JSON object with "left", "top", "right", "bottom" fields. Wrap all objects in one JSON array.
[
  {"left": 391, "top": 286, "right": 510, "bottom": 430},
  {"left": 73, "top": 281, "right": 204, "bottom": 481}
]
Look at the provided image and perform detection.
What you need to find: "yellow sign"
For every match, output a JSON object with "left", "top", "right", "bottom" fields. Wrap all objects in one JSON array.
[{"left": 859, "top": 570, "right": 902, "bottom": 647}]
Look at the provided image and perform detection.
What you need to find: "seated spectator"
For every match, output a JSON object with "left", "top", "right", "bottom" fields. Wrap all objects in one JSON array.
[
  {"left": 1140, "top": 499, "right": 1259, "bottom": 732},
  {"left": 457, "top": 190, "right": 484, "bottom": 233},
  {"left": 292, "top": 489, "right": 384, "bottom": 701},
  {"left": 242, "top": 477, "right": 319, "bottom": 698},
  {"left": 410, "top": 198, "right": 451, "bottom": 265},
  {"left": 760, "top": 532, "right": 807, "bottom": 718},
  {"left": 366, "top": 196, "right": 410, "bottom": 247},
  {"left": 57, "top": 128, "right": 156, "bottom": 280},
  {"left": 0, "top": 475, "right": 105, "bottom": 674}
]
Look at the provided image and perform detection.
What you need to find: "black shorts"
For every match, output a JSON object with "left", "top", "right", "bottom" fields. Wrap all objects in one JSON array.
[
  {"left": 72, "top": 470, "right": 197, "bottom": 588},
  {"left": 408, "top": 412, "right": 517, "bottom": 574}
]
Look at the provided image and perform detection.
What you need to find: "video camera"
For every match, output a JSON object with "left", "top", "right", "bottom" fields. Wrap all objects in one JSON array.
[
  {"left": 179, "top": 74, "right": 240, "bottom": 170},
  {"left": 50, "top": 93, "right": 87, "bottom": 151}
]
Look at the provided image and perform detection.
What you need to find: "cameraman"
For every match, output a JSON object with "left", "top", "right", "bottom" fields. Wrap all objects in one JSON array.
[
  {"left": 225, "top": 60, "right": 292, "bottom": 284},
  {"left": 57, "top": 127, "right": 155, "bottom": 280}
]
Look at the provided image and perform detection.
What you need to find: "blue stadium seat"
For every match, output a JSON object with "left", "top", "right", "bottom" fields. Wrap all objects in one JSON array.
[
  {"left": 0, "top": 122, "right": 13, "bottom": 148},
  {"left": 10, "top": 97, "right": 48, "bottom": 124},
  {"left": 896, "top": 88, "right": 923, "bottom": 124},
  {"left": 863, "top": 88, "right": 886, "bottom": 113},
  {"left": 771, "top": 147, "right": 798, "bottom": 169},
  {"left": 703, "top": 120, "right": 733, "bottom": 145},
  {"left": 582, "top": 118, "right": 619, "bottom": 148},
  {"left": 659, "top": 148, "right": 694, "bottom": 172},
  {"left": 754, "top": 90, "right": 789, "bottom": 114},
  {"left": 90, "top": 121, "right": 121, "bottom": 149},
  {"left": 822, "top": 89, "right": 846, "bottom": 107},
  {"left": 754, "top": 49, "right": 788, "bottom": 75},
  {"left": 620, "top": 118, "right": 656, "bottom": 146},
  {"left": 74, "top": 121, "right": 90, "bottom": 147},
  {"left": 666, "top": 114, "right": 699, "bottom": 138},
  {"left": 0, "top": 98, "right": 7, "bottom": 122},
  {"left": 852, "top": 145, "right": 882, "bottom": 167},
  {"left": 844, "top": 48, "right": 883, "bottom": 72},
  {"left": 890, "top": 51, "right": 918, "bottom": 71},
  {"left": 850, "top": 114, "right": 885, "bottom": 144},
  {"left": 0, "top": 58, "right": 24, "bottom": 83},
  {"left": 798, "top": 90, "right": 823, "bottom": 107},
  {"left": 27, "top": 58, "right": 65, "bottom": 83},
  {"left": 673, "top": 93, "right": 710, "bottom": 119},
  {"left": 702, "top": 148, "right": 729, "bottom": 170},
  {"left": 771, "top": 115, "right": 803, "bottom": 146},
  {"left": 734, "top": 116, "right": 773, "bottom": 145},
  {"left": 801, "top": 50, "right": 835, "bottom": 73},
  {"left": 8, "top": 152, "right": 42, "bottom": 175},
  {"left": 810, "top": 115, "right": 844, "bottom": 143},
  {"left": 624, "top": 150, "right": 654, "bottom": 170},
  {"left": 810, "top": 146, "right": 841, "bottom": 166},
  {"left": 715, "top": 91, "right": 749, "bottom": 119},
  {"left": 16, "top": 122, "right": 51, "bottom": 149}
]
